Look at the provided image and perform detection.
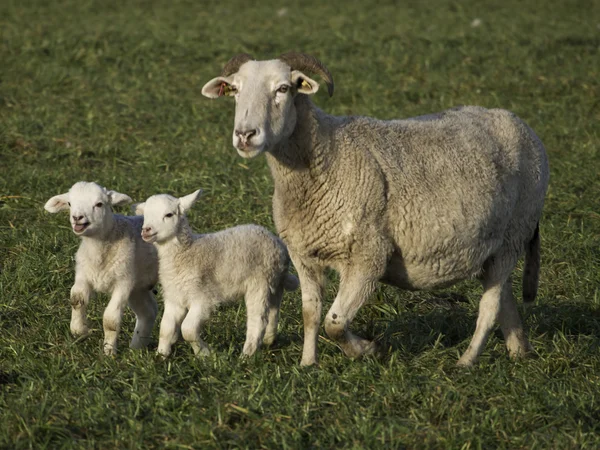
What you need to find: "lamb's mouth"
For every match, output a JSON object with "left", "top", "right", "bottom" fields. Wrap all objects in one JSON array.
[
  {"left": 73, "top": 222, "right": 90, "bottom": 233},
  {"left": 142, "top": 233, "right": 157, "bottom": 243}
]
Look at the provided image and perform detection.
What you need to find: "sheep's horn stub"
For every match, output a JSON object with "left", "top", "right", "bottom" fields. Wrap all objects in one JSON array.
[
  {"left": 221, "top": 53, "right": 254, "bottom": 76},
  {"left": 278, "top": 52, "right": 334, "bottom": 97}
]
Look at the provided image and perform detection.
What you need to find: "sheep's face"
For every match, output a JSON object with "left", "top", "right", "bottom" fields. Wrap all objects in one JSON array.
[
  {"left": 136, "top": 190, "right": 202, "bottom": 245},
  {"left": 202, "top": 60, "right": 319, "bottom": 158},
  {"left": 44, "top": 182, "right": 132, "bottom": 237}
]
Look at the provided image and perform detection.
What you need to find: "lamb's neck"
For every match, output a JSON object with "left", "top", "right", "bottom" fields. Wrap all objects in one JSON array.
[
  {"left": 155, "top": 222, "right": 194, "bottom": 259},
  {"left": 79, "top": 217, "right": 117, "bottom": 252},
  {"left": 266, "top": 95, "right": 336, "bottom": 183}
]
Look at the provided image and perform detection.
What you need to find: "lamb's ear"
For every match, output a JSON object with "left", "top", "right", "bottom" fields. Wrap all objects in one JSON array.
[
  {"left": 107, "top": 190, "right": 132, "bottom": 206},
  {"left": 44, "top": 193, "right": 70, "bottom": 213},
  {"left": 291, "top": 70, "right": 319, "bottom": 95},
  {"left": 178, "top": 189, "right": 203, "bottom": 213},
  {"left": 132, "top": 203, "right": 145, "bottom": 216},
  {"left": 202, "top": 76, "right": 235, "bottom": 98}
]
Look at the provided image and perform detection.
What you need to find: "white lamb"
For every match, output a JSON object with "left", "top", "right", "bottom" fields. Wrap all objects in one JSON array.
[
  {"left": 45, "top": 181, "right": 159, "bottom": 355},
  {"left": 134, "top": 189, "right": 299, "bottom": 358}
]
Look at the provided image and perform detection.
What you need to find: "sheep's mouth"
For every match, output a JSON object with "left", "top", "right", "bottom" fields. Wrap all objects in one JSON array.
[{"left": 72, "top": 222, "right": 90, "bottom": 233}]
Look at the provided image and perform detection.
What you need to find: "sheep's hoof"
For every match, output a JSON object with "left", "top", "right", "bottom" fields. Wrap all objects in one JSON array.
[
  {"left": 129, "top": 336, "right": 152, "bottom": 350},
  {"left": 456, "top": 356, "right": 475, "bottom": 368},
  {"left": 103, "top": 344, "right": 117, "bottom": 356},
  {"left": 300, "top": 356, "right": 317, "bottom": 367},
  {"left": 341, "top": 336, "right": 378, "bottom": 359},
  {"left": 70, "top": 326, "right": 89, "bottom": 338}
]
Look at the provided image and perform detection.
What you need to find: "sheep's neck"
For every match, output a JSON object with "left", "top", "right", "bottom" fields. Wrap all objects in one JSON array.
[
  {"left": 266, "top": 95, "right": 334, "bottom": 179},
  {"left": 156, "top": 220, "right": 194, "bottom": 257}
]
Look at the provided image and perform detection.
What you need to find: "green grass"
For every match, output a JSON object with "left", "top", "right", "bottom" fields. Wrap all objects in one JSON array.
[{"left": 1, "top": 0, "right": 599, "bottom": 447}]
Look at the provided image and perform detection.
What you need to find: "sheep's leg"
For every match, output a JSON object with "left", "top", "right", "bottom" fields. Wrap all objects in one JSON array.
[
  {"left": 292, "top": 256, "right": 326, "bottom": 366},
  {"left": 497, "top": 279, "right": 532, "bottom": 358},
  {"left": 103, "top": 286, "right": 132, "bottom": 355},
  {"left": 157, "top": 301, "right": 188, "bottom": 358},
  {"left": 242, "top": 284, "right": 271, "bottom": 357},
  {"left": 69, "top": 278, "right": 91, "bottom": 337},
  {"left": 180, "top": 303, "right": 212, "bottom": 357},
  {"left": 128, "top": 289, "right": 158, "bottom": 350},
  {"left": 457, "top": 254, "right": 518, "bottom": 367},
  {"left": 324, "top": 270, "right": 378, "bottom": 358},
  {"left": 263, "top": 285, "right": 283, "bottom": 347}
]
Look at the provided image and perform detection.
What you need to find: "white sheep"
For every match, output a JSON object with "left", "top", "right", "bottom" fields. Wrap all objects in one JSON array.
[
  {"left": 134, "top": 189, "right": 299, "bottom": 358},
  {"left": 45, "top": 181, "right": 158, "bottom": 355},
  {"left": 201, "top": 52, "right": 550, "bottom": 367}
]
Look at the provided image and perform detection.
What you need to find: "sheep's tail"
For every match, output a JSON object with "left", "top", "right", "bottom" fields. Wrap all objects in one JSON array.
[
  {"left": 283, "top": 273, "right": 299, "bottom": 292},
  {"left": 523, "top": 222, "right": 540, "bottom": 303}
]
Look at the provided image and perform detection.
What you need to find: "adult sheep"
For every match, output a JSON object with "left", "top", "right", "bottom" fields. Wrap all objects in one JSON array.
[{"left": 201, "top": 52, "right": 549, "bottom": 367}]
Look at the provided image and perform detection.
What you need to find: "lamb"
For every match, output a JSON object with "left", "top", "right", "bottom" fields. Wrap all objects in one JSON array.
[
  {"left": 134, "top": 189, "right": 299, "bottom": 358},
  {"left": 45, "top": 181, "right": 159, "bottom": 355},
  {"left": 201, "top": 52, "right": 550, "bottom": 367}
]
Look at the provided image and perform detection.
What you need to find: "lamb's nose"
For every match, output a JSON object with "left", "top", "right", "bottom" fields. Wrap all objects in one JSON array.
[
  {"left": 72, "top": 215, "right": 83, "bottom": 221},
  {"left": 142, "top": 227, "right": 152, "bottom": 234}
]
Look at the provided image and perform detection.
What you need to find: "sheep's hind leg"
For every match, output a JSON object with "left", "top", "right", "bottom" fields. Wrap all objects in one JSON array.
[
  {"left": 457, "top": 252, "right": 519, "bottom": 367},
  {"left": 180, "top": 303, "right": 212, "bottom": 357},
  {"left": 498, "top": 278, "right": 532, "bottom": 359},
  {"left": 128, "top": 289, "right": 158, "bottom": 349},
  {"left": 324, "top": 269, "right": 379, "bottom": 359},
  {"left": 102, "top": 286, "right": 131, "bottom": 355}
]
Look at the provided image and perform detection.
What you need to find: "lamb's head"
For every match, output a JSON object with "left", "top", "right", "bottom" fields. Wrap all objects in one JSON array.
[
  {"left": 44, "top": 181, "right": 132, "bottom": 237},
  {"left": 135, "top": 189, "right": 202, "bottom": 244},
  {"left": 202, "top": 52, "right": 334, "bottom": 158}
]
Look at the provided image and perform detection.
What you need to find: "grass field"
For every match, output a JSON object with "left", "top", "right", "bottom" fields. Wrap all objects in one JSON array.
[{"left": 1, "top": 0, "right": 599, "bottom": 448}]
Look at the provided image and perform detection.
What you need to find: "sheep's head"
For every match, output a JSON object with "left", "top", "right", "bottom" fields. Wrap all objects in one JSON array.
[
  {"left": 135, "top": 190, "right": 202, "bottom": 244},
  {"left": 44, "top": 181, "right": 131, "bottom": 237},
  {"left": 202, "top": 52, "right": 334, "bottom": 158}
]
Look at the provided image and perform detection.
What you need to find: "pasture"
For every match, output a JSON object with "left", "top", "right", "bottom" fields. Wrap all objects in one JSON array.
[{"left": 1, "top": 0, "right": 599, "bottom": 448}]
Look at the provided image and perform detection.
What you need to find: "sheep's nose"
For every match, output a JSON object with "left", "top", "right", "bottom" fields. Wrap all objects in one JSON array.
[
  {"left": 72, "top": 215, "right": 84, "bottom": 221},
  {"left": 235, "top": 129, "right": 257, "bottom": 143},
  {"left": 142, "top": 227, "right": 152, "bottom": 234}
]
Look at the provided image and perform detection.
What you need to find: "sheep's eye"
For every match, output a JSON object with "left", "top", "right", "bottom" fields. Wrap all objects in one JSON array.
[
  {"left": 277, "top": 85, "right": 289, "bottom": 94},
  {"left": 165, "top": 213, "right": 174, "bottom": 218},
  {"left": 95, "top": 202, "right": 103, "bottom": 208},
  {"left": 67, "top": 202, "right": 71, "bottom": 207}
]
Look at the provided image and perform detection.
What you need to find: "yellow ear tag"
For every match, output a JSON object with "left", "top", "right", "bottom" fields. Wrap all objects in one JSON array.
[
  {"left": 219, "top": 83, "right": 234, "bottom": 97},
  {"left": 301, "top": 80, "right": 311, "bottom": 89}
]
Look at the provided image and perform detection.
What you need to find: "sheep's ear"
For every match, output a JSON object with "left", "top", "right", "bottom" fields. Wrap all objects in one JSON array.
[
  {"left": 178, "top": 189, "right": 203, "bottom": 213},
  {"left": 132, "top": 202, "right": 145, "bottom": 216},
  {"left": 291, "top": 70, "right": 319, "bottom": 95},
  {"left": 202, "top": 76, "right": 235, "bottom": 98},
  {"left": 107, "top": 190, "right": 132, "bottom": 206},
  {"left": 44, "top": 193, "right": 70, "bottom": 213}
]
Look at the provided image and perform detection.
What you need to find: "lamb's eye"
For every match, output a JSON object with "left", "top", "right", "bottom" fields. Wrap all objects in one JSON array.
[
  {"left": 165, "top": 213, "right": 174, "bottom": 218},
  {"left": 95, "top": 202, "right": 103, "bottom": 208},
  {"left": 277, "top": 85, "right": 289, "bottom": 94},
  {"left": 67, "top": 202, "right": 71, "bottom": 207}
]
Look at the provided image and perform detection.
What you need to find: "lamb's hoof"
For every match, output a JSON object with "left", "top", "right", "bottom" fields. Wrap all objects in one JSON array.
[
  {"left": 129, "top": 337, "right": 152, "bottom": 350},
  {"left": 456, "top": 356, "right": 475, "bottom": 368},
  {"left": 342, "top": 337, "right": 379, "bottom": 359},
  {"left": 103, "top": 344, "right": 117, "bottom": 356},
  {"left": 70, "top": 327, "right": 89, "bottom": 338}
]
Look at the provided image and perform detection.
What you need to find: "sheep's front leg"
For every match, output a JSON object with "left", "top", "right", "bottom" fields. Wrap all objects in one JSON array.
[
  {"left": 102, "top": 285, "right": 131, "bottom": 355},
  {"left": 324, "top": 269, "right": 378, "bottom": 358},
  {"left": 69, "top": 278, "right": 92, "bottom": 337},
  {"left": 157, "top": 301, "right": 187, "bottom": 358},
  {"left": 128, "top": 289, "right": 158, "bottom": 350},
  {"left": 180, "top": 303, "right": 212, "bottom": 357},
  {"left": 292, "top": 256, "right": 325, "bottom": 366}
]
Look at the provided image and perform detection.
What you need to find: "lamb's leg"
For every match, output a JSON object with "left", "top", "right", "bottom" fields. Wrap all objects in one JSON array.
[
  {"left": 457, "top": 253, "right": 518, "bottom": 367},
  {"left": 291, "top": 256, "right": 326, "bottom": 366},
  {"left": 69, "top": 277, "right": 91, "bottom": 337},
  {"left": 103, "top": 285, "right": 132, "bottom": 355},
  {"left": 180, "top": 303, "right": 212, "bottom": 357},
  {"left": 242, "top": 284, "right": 271, "bottom": 357},
  {"left": 498, "top": 278, "right": 532, "bottom": 358},
  {"left": 157, "top": 301, "right": 187, "bottom": 358},
  {"left": 324, "top": 270, "right": 378, "bottom": 358},
  {"left": 263, "top": 285, "right": 283, "bottom": 347},
  {"left": 128, "top": 289, "right": 158, "bottom": 350}
]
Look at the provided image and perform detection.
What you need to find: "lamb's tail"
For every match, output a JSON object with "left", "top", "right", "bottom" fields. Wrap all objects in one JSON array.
[
  {"left": 523, "top": 222, "right": 540, "bottom": 303},
  {"left": 283, "top": 273, "right": 299, "bottom": 292}
]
